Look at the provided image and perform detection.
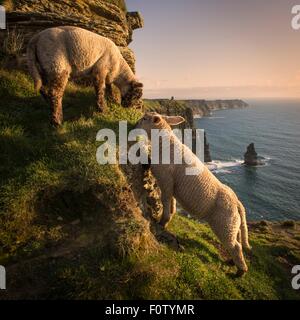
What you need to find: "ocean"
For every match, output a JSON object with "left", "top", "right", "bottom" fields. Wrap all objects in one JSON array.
[{"left": 194, "top": 99, "right": 300, "bottom": 221}]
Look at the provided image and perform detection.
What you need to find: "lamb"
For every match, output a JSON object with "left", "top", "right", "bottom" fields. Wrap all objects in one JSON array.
[
  {"left": 27, "top": 26, "right": 143, "bottom": 126},
  {"left": 136, "top": 112, "right": 251, "bottom": 275}
]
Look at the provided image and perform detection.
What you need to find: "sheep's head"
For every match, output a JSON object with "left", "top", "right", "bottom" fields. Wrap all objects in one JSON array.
[
  {"left": 136, "top": 112, "right": 185, "bottom": 135},
  {"left": 122, "top": 81, "right": 143, "bottom": 108}
]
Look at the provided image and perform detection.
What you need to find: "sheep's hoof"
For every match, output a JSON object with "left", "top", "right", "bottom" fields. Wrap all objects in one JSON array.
[
  {"left": 235, "top": 269, "right": 246, "bottom": 277},
  {"left": 97, "top": 107, "right": 106, "bottom": 113},
  {"left": 96, "top": 101, "right": 107, "bottom": 113},
  {"left": 245, "top": 249, "right": 253, "bottom": 260},
  {"left": 244, "top": 246, "right": 253, "bottom": 254},
  {"left": 40, "top": 89, "right": 49, "bottom": 103},
  {"left": 158, "top": 221, "right": 167, "bottom": 229},
  {"left": 51, "top": 119, "right": 62, "bottom": 127}
]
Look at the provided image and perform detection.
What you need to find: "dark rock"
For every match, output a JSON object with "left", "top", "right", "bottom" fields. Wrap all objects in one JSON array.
[
  {"left": 204, "top": 132, "right": 212, "bottom": 163},
  {"left": 260, "top": 220, "right": 269, "bottom": 227},
  {"left": 281, "top": 220, "right": 296, "bottom": 229},
  {"left": 126, "top": 11, "right": 144, "bottom": 30},
  {"left": 244, "top": 143, "right": 261, "bottom": 166}
]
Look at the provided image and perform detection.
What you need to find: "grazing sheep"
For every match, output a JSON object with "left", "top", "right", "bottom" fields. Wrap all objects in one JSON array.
[
  {"left": 27, "top": 26, "right": 143, "bottom": 126},
  {"left": 136, "top": 112, "right": 251, "bottom": 275}
]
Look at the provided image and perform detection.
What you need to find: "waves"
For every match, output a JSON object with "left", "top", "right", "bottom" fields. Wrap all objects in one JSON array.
[
  {"left": 207, "top": 157, "right": 271, "bottom": 174},
  {"left": 206, "top": 159, "right": 243, "bottom": 174},
  {"left": 193, "top": 115, "right": 225, "bottom": 120},
  {"left": 196, "top": 101, "right": 300, "bottom": 220},
  {"left": 206, "top": 116, "right": 225, "bottom": 119}
]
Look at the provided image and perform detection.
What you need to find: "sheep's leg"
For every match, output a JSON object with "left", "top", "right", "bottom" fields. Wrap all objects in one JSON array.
[
  {"left": 160, "top": 197, "right": 177, "bottom": 228},
  {"left": 159, "top": 196, "right": 172, "bottom": 228},
  {"left": 93, "top": 73, "right": 107, "bottom": 113},
  {"left": 227, "top": 242, "right": 248, "bottom": 276},
  {"left": 169, "top": 197, "right": 177, "bottom": 220},
  {"left": 237, "top": 230, "right": 242, "bottom": 244},
  {"left": 208, "top": 210, "right": 248, "bottom": 275},
  {"left": 40, "top": 87, "right": 49, "bottom": 103},
  {"left": 105, "top": 83, "right": 118, "bottom": 104},
  {"left": 47, "top": 71, "right": 69, "bottom": 126},
  {"left": 225, "top": 230, "right": 242, "bottom": 266},
  {"left": 159, "top": 187, "right": 175, "bottom": 228}
]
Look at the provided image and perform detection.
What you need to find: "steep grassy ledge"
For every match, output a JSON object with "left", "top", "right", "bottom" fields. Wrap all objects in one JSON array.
[{"left": 0, "top": 69, "right": 299, "bottom": 300}]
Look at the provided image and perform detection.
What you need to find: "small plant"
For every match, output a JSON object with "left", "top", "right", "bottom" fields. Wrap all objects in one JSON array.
[{"left": 2, "top": 27, "right": 24, "bottom": 56}]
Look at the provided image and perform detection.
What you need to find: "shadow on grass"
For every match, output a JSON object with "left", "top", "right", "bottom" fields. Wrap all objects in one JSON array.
[{"left": 5, "top": 243, "right": 156, "bottom": 299}]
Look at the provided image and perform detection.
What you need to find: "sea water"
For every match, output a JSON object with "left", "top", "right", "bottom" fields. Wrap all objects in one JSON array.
[{"left": 195, "top": 99, "right": 300, "bottom": 221}]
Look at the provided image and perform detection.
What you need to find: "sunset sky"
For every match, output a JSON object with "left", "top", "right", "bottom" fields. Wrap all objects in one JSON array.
[{"left": 127, "top": 0, "right": 300, "bottom": 99}]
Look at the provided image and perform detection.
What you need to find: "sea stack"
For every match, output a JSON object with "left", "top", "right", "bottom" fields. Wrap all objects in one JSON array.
[
  {"left": 244, "top": 143, "right": 260, "bottom": 166},
  {"left": 204, "top": 132, "right": 212, "bottom": 162}
]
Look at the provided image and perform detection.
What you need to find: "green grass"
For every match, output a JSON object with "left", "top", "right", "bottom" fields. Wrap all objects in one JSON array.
[
  {"left": 6, "top": 215, "right": 299, "bottom": 300},
  {"left": 0, "top": 69, "right": 299, "bottom": 300},
  {"left": 0, "top": 69, "right": 142, "bottom": 262}
]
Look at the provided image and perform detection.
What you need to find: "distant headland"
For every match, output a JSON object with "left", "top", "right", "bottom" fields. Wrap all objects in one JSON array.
[{"left": 143, "top": 99, "right": 248, "bottom": 119}]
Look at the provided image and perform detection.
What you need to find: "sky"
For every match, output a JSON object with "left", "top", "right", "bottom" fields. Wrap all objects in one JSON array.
[{"left": 127, "top": 0, "right": 300, "bottom": 99}]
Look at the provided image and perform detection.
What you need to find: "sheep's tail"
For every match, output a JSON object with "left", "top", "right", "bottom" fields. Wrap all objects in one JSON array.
[
  {"left": 27, "top": 35, "right": 42, "bottom": 93},
  {"left": 237, "top": 201, "right": 252, "bottom": 251}
]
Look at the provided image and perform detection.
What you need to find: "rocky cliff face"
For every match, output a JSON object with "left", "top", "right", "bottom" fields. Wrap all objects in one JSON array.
[
  {"left": 0, "top": 0, "right": 143, "bottom": 72},
  {"left": 183, "top": 99, "right": 249, "bottom": 117},
  {"left": 144, "top": 98, "right": 248, "bottom": 128}
]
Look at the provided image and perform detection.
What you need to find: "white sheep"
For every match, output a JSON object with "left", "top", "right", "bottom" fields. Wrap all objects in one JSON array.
[
  {"left": 27, "top": 26, "right": 143, "bottom": 126},
  {"left": 137, "top": 112, "right": 251, "bottom": 275}
]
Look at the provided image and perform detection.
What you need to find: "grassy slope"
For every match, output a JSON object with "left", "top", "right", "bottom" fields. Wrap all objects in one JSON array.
[{"left": 0, "top": 69, "right": 299, "bottom": 300}]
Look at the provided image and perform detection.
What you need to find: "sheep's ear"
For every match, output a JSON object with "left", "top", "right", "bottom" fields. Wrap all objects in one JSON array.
[
  {"left": 164, "top": 116, "right": 185, "bottom": 126},
  {"left": 152, "top": 115, "right": 162, "bottom": 124}
]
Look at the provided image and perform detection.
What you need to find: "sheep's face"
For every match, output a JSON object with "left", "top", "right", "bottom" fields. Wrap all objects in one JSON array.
[
  {"left": 122, "top": 81, "right": 143, "bottom": 108},
  {"left": 136, "top": 112, "right": 185, "bottom": 135}
]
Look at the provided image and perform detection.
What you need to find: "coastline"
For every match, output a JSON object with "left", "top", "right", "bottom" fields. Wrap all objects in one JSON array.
[
  {"left": 144, "top": 98, "right": 248, "bottom": 116},
  {"left": 143, "top": 98, "right": 248, "bottom": 128}
]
